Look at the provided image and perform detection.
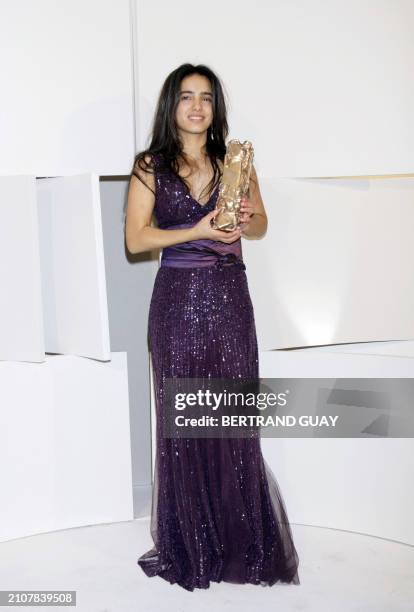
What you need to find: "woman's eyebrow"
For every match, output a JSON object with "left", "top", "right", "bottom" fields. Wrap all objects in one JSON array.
[{"left": 180, "top": 90, "right": 212, "bottom": 96}]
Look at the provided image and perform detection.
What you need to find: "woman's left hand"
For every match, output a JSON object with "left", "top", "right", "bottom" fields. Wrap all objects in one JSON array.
[{"left": 238, "top": 195, "right": 254, "bottom": 232}]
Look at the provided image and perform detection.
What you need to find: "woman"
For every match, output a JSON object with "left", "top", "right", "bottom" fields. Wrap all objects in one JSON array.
[{"left": 125, "top": 63, "right": 300, "bottom": 591}]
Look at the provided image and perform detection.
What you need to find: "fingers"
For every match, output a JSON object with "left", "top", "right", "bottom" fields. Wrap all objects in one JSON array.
[
  {"left": 240, "top": 196, "right": 254, "bottom": 216},
  {"left": 207, "top": 210, "right": 242, "bottom": 242},
  {"left": 210, "top": 227, "right": 241, "bottom": 243},
  {"left": 224, "top": 227, "right": 242, "bottom": 242}
]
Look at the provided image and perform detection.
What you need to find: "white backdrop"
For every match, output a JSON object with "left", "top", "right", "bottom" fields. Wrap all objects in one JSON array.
[
  {"left": 0, "top": 0, "right": 135, "bottom": 176},
  {"left": 135, "top": 0, "right": 414, "bottom": 176},
  {"left": 1, "top": 0, "right": 414, "bottom": 542},
  {"left": 0, "top": 353, "right": 133, "bottom": 543},
  {"left": 259, "top": 348, "right": 414, "bottom": 546},
  {"left": 244, "top": 175, "right": 414, "bottom": 350},
  {"left": 134, "top": 0, "right": 414, "bottom": 348},
  {"left": 0, "top": 176, "right": 45, "bottom": 362}
]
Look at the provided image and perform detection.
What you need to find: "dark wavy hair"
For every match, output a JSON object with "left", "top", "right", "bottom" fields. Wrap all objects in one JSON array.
[{"left": 124, "top": 63, "right": 229, "bottom": 218}]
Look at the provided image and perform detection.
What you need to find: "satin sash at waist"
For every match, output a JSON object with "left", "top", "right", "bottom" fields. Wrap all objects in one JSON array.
[{"left": 160, "top": 222, "right": 245, "bottom": 270}]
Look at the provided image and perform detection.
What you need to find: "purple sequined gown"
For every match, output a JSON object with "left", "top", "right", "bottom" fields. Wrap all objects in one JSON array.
[{"left": 137, "top": 153, "right": 300, "bottom": 591}]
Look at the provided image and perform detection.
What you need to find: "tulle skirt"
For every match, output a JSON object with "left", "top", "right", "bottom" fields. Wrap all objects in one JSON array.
[{"left": 138, "top": 264, "right": 300, "bottom": 591}]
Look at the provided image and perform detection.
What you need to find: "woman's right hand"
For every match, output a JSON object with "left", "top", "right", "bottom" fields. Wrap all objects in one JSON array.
[{"left": 190, "top": 209, "right": 242, "bottom": 243}]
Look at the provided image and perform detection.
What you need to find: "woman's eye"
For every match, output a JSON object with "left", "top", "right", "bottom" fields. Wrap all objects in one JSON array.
[{"left": 180, "top": 95, "right": 212, "bottom": 102}]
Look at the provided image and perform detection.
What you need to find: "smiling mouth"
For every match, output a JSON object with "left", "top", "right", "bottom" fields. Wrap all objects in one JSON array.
[{"left": 188, "top": 116, "right": 204, "bottom": 121}]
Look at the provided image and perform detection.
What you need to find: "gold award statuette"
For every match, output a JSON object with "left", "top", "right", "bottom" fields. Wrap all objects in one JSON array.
[{"left": 211, "top": 139, "right": 254, "bottom": 232}]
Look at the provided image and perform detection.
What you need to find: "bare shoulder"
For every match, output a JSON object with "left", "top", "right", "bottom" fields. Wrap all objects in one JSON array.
[{"left": 131, "top": 153, "right": 156, "bottom": 191}]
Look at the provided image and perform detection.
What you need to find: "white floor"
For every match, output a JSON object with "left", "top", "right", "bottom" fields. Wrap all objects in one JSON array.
[{"left": 0, "top": 519, "right": 413, "bottom": 612}]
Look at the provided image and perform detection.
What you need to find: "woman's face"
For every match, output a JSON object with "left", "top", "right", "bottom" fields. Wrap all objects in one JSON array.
[{"left": 175, "top": 73, "right": 213, "bottom": 136}]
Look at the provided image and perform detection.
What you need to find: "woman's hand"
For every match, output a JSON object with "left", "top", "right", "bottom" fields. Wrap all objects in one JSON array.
[
  {"left": 190, "top": 208, "right": 242, "bottom": 243},
  {"left": 190, "top": 195, "right": 254, "bottom": 242}
]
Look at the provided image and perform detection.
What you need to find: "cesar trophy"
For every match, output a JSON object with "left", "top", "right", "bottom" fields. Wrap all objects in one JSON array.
[{"left": 211, "top": 139, "right": 254, "bottom": 232}]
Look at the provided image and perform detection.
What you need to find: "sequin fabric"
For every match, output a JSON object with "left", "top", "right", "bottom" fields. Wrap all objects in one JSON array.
[{"left": 137, "top": 153, "right": 300, "bottom": 591}]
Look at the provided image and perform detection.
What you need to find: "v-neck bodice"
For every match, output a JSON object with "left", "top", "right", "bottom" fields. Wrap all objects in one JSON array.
[
  {"left": 152, "top": 152, "right": 220, "bottom": 229},
  {"left": 151, "top": 152, "right": 244, "bottom": 270}
]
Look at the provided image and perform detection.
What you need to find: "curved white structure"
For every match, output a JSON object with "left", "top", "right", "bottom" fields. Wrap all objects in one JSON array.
[{"left": 260, "top": 345, "right": 414, "bottom": 546}]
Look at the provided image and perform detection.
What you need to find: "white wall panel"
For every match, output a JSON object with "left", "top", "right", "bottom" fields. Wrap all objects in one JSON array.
[
  {"left": 37, "top": 175, "right": 110, "bottom": 360},
  {"left": 0, "top": 353, "right": 132, "bottom": 543},
  {"left": 243, "top": 176, "right": 414, "bottom": 350},
  {"left": 259, "top": 348, "right": 414, "bottom": 545},
  {"left": 135, "top": 0, "right": 414, "bottom": 175},
  {"left": 0, "top": 176, "right": 45, "bottom": 362},
  {"left": 0, "top": 0, "right": 135, "bottom": 176}
]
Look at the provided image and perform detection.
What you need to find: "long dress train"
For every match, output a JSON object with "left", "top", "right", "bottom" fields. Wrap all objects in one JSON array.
[{"left": 137, "top": 152, "right": 300, "bottom": 591}]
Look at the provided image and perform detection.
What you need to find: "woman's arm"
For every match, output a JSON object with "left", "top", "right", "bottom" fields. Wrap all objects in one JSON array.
[
  {"left": 125, "top": 155, "right": 199, "bottom": 255},
  {"left": 239, "top": 165, "right": 268, "bottom": 239}
]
